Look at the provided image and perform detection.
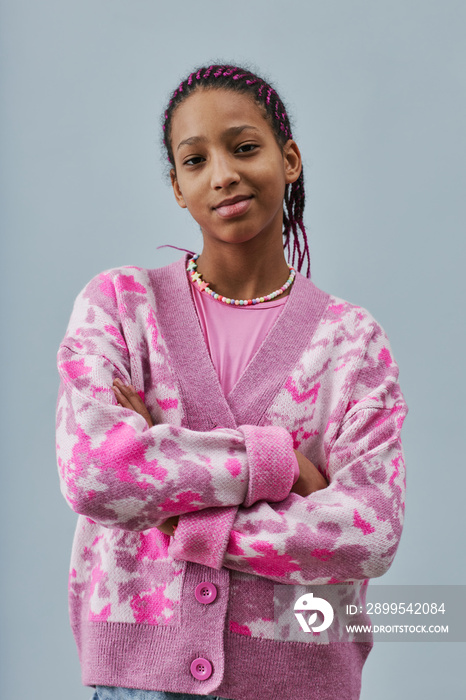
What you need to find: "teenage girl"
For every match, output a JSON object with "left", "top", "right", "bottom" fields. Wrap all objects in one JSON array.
[{"left": 56, "top": 64, "right": 408, "bottom": 700}]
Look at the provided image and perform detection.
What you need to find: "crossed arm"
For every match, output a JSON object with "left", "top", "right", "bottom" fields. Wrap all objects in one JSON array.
[{"left": 112, "top": 377, "right": 329, "bottom": 535}]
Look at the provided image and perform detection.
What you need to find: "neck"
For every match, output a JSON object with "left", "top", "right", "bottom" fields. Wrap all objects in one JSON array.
[{"left": 194, "top": 236, "right": 292, "bottom": 301}]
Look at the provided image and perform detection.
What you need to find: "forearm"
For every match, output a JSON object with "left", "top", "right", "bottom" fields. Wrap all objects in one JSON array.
[
  {"left": 157, "top": 448, "right": 323, "bottom": 537},
  {"left": 168, "top": 404, "right": 408, "bottom": 583},
  {"left": 57, "top": 351, "right": 297, "bottom": 530}
]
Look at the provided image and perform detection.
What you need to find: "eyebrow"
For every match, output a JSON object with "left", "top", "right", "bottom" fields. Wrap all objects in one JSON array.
[{"left": 176, "top": 124, "right": 260, "bottom": 151}]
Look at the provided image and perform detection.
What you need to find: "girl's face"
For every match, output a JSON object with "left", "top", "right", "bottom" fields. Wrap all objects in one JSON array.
[{"left": 169, "top": 88, "right": 301, "bottom": 249}]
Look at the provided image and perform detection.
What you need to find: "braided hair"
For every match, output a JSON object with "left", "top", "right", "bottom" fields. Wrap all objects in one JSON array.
[{"left": 162, "top": 64, "right": 310, "bottom": 278}]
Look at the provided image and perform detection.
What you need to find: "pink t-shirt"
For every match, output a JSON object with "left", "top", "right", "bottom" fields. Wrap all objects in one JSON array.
[
  {"left": 190, "top": 279, "right": 288, "bottom": 395},
  {"left": 190, "top": 278, "right": 299, "bottom": 484}
]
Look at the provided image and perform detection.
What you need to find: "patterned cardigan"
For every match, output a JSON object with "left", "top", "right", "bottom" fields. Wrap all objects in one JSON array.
[{"left": 56, "top": 254, "right": 408, "bottom": 700}]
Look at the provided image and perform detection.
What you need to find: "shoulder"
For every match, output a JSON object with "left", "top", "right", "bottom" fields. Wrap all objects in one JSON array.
[
  {"left": 325, "top": 294, "right": 397, "bottom": 379},
  {"left": 61, "top": 265, "right": 162, "bottom": 354},
  {"left": 64, "top": 266, "right": 157, "bottom": 337},
  {"left": 324, "top": 293, "right": 383, "bottom": 339},
  {"left": 292, "top": 277, "right": 406, "bottom": 415},
  {"left": 74, "top": 258, "right": 185, "bottom": 310},
  {"left": 306, "top": 280, "right": 399, "bottom": 380},
  {"left": 298, "top": 274, "right": 386, "bottom": 346},
  {"left": 320, "top": 293, "right": 404, "bottom": 409},
  {"left": 77, "top": 265, "right": 152, "bottom": 302},
  {"left": 79, "top": 256, "right": 187, "bottom": 300}
]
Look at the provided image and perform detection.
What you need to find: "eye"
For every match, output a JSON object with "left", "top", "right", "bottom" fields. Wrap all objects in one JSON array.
[
  {"left": 236, "top": 143, "right": 258, "bottom": 154},
  {"left": 183, "top": 156, "right": 205, "bottom": 166}
]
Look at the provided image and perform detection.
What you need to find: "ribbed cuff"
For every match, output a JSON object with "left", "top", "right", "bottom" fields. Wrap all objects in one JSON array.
[
  {"left": 168, "top": 506, "right": 238, "bottom": 570},
  {"left": 237, "top": 425, "right": 296, "bottom": 508}
]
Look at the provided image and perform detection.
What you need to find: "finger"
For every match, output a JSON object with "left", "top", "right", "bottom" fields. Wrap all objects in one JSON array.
[
  {"left": 125, "top": 387, "right": 150, "bottom": 417},
  {"left": 113, "top": 384, "right": 142, "bottom": 412},
  {"left": 114, "top": 381, "right": 140, "bottom": 406},
  {"left": 112, "top": 385, "right": 133, "bottom": 409},
  {"left": 113, "top": 378, "right": 130, "bottom": 400},
  {"left": 113, "top": 382, "right": 154, "bottom": 427},
  {"left": 156, "top": 516, "right": 178, "bottom": 536},
  {"left": 156, "top": 524, "right": 173, "bottom": 536},
  {"left": 113, "top": 378, "right": 133, "bottom": 392}
]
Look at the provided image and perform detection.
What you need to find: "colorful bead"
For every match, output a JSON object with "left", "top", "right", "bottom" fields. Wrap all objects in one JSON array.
[{"left": 186, "top": 255, "right": 296, "bottom": 307}]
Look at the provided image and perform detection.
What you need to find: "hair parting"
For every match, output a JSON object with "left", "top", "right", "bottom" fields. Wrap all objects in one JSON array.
[{"left": 161, "top": 64, "right": 310, "bottom": 277}]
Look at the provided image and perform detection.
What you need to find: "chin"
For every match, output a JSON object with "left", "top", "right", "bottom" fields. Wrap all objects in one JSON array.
[
  {"left": 204, "top": 229, "right": 261, "bottom": 246},
  {"left": 218, "top": 222, "right": 272, "bottom": 243}
]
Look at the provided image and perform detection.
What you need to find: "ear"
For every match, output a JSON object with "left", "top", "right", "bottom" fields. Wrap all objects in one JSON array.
[
  {"left": 282, "top": 140, "right": 302, "bottom": 184},
  {"left": 170, "top": 168, "right": 187, "bottom": 209}
]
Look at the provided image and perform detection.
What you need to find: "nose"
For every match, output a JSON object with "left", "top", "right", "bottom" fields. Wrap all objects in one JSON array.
[{"left": 210, "top": 153, "right": 240, "bottom": 190}]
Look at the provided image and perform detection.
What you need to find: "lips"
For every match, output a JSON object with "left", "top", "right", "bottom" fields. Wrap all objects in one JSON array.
[{"left": 214, "top": 195, "right": 253, "bottom": 219}]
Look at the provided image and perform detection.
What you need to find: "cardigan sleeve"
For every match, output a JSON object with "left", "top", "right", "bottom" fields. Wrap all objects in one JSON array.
[
  {"left": 55, "top": 272, "right": 297, "bottom": 532},
  {"left": 167, "top": 325, "right": 408, "bottom": 585}
]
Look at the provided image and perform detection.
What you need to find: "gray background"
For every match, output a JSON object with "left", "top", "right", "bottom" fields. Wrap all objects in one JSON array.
[{"left": 1, "top": 0, "right": 465, "bottom": 698}]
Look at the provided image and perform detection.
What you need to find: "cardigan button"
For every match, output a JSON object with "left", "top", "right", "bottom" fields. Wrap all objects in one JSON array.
[
  {"left": 190, "top": 657, "right": 213, "bottom": 681},
  {"left": 194, "top": 582, "right": 218, "bottom": 604}
]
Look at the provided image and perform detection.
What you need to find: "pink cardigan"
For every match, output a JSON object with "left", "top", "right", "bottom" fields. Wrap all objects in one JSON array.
[{"left": 56, "top": 254, "right": 408, "bottom": 700}]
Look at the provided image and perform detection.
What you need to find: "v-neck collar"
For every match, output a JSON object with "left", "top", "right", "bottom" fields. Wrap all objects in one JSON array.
[{"left": 148, "top": 255, "right": 330, "bottom": 432}]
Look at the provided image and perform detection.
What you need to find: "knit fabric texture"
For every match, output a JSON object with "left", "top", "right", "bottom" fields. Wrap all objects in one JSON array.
[{"left": 56, "top": 254, "right": 408, "bottom": 700}]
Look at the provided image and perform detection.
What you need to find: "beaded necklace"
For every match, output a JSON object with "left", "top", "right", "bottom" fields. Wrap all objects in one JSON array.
[{"left": 186, "top": 254, "right": 296, "bottom": 306}]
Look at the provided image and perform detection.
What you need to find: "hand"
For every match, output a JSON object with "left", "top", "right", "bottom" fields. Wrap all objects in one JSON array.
[
  {"left": 112, "top": 378, "right": 154, "bottom": 428},
  {"left": 112, "top": 378, "right": 178, "bottom": 535},
  {"left": 156, "top": 515, "right": 180, "bottom": 536},
  {"left": 291, "top": 449, "right": 328, "bottom": 497}
]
